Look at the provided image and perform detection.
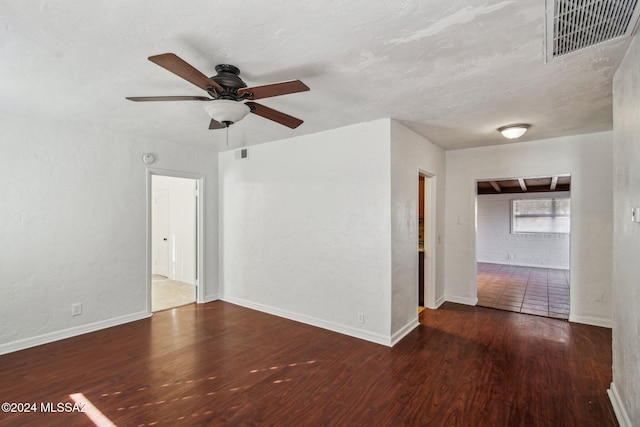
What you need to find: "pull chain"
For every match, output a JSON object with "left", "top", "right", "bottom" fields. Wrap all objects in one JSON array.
[{"left": 226, "top": 125, "right": 229, "bottom": 147}]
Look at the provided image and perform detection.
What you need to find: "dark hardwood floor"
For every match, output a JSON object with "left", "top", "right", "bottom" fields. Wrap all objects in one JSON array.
[{"left": 0, "top": 301, "right": 616, "bottom": 426}]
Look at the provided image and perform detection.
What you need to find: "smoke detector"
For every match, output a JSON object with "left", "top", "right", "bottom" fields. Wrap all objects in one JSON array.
[{"left": 545, "top": 0, "right": 640, "bottom": 61}]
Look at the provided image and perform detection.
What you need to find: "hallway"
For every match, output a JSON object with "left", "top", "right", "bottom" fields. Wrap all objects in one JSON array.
[{"left": 477, "top": 263, "right": 570, "bottom": 320}]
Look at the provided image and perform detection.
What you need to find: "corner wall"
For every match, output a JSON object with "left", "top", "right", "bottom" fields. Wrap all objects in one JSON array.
[
  {"left": 219, "top": 120, "right": 393, "bottom": 345},
  {"left": 389, "top": 121, "right": 446, "bottom": 338},
  {"left": 444, "top": 132, "right": 613, "bottom": 326},
  {"left": 610, "top": 32, "right": 640, "bottom": 427},
  {"left": 0, "top": 113, "right": 219, "bottom": 354}
]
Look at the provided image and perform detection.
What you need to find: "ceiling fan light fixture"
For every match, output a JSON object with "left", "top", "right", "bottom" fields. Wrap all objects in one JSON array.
[
  {"left": 203, "top": 100, "right": 251, "bottom": 126},
  {"left": 498, "top": 123, "right": 530, "bottom": 139}
]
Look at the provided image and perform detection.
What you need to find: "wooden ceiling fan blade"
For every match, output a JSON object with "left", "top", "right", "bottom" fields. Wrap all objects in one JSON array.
[
  {"left": 148, "top": 53, "right": 224, "bottom": 93},
  {"left": 126, "top": 96, "right": 211, "bottom": 102},
  {"left": 238, "top": 80, "right": 309, "bottom": 100},
  {"left": 246, "top": 102, "right": 303, "bottom": 129},
  {"left": 209, "top": 119, "right": 226, "bottom": 129}
]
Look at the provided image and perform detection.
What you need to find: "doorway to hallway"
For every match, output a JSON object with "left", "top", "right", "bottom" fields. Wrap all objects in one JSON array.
[
  {"left": 149, "top": 173, "right": 202, "bottom": 312},
  {"left": 418, "top": 171, "right": 436, "bottom": 312}
]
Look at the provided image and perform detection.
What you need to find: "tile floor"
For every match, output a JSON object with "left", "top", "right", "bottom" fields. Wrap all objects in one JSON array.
[
  {"left": 152, "top": 275, "right": 196, "bottom": 312},
  {"left": 477, "top": 263, "right": 570, "bottom": 320}
]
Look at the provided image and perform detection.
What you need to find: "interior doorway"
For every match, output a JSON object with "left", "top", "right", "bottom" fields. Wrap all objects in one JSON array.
[
  {"left": 418, "top": 171, "right": 436, "bottom": 312},
  {"left": 148, "top": 171, "right": 204, "bottom": 313},
  {"left": 475, "top": 175, "right": 571, "bottom": 320}
]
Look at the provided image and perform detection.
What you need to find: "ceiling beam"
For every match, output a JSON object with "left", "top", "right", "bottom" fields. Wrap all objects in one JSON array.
[
  {"left": 489, "top": 181, "right": 502, "bottom": 193},
  {"left": 550, "top": 176, "right": 558, "bottom": 191},
  {"left": 518, "top": 179, "right": 528, "bottom": 192}
]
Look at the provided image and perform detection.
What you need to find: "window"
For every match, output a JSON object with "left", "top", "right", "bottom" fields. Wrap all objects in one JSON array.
[{"left": 511, "top": 198, "right": 570, "bottom": 234}]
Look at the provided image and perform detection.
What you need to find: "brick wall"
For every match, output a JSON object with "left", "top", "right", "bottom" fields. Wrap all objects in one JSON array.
[{"left": 476, "top": 191, "right": 570, "bottom": 269}]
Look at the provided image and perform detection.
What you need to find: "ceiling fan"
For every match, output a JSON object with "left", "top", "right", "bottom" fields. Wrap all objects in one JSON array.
[{"left": 126, "top": 53, "right": 310, "bottom": 129}]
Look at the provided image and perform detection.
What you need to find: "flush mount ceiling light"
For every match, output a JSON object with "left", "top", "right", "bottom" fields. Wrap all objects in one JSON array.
[
  {"left": 203, "top": 100, "right": 251, "bottom": 127},
  {"left": 498, "top": 124, "right": 531, "bottom": 139}
]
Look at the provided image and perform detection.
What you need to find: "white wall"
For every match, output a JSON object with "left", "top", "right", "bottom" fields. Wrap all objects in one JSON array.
[
  {"left": 152, "top": 175, "right": 196, "bottom": 284},
  {"left": 445, "top": 132, "right": 613, "bottom": 326},
  {"left": 389, "top": 121, "right": 446, "bottom": 337},
  {"left": 219, "top": 120, "right": 393, "bottom": 345},
  {"left": 0, "top": 113, "right": 219, "bottom": 354},
  {"left": 477, "top": 191, "right": 571, "bottom": 269},
  {"left": 610, "top": 32, "right": 640, "bottom": 427}
]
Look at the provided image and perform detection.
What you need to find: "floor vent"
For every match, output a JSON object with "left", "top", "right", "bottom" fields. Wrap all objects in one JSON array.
[{"left": 546, "top": 0, "right": 640, "bottom": 60}]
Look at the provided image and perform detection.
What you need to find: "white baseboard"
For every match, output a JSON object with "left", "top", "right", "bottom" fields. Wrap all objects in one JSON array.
[
  {"left": 391, "top": 318, "right": 419, "bottom": 346},
  {"left": 445, "top": 295, "right": 478, "bottom": 306},
  {"left": 221, "top": 295, "right": 394, "bottom": 347},
  {"left": 569, "top": 314, "right": 613, "bottom": 328},
  {"left": 0, "top": 311, "right": 151, "bottom": 356},
  {"left": 201, "top": 293, "right": 220, "bottom": 303},
  {"left": 608, "top": 382, "right": 632, "bottom": 427},
  {"left": 433, "top": 295, "right": 446, "bottom": 308}
]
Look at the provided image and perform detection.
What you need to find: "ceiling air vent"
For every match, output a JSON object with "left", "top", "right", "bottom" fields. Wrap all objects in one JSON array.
[{"left": 546, "top": 0, "right": 640, "bottom": 60}]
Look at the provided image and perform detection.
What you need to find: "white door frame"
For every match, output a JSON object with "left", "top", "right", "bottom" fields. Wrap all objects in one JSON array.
[
  {"left": 419, "top": 170, "right": 437, "bottom": 309},
  {"left": 146, "top": 168, "right": 205, "bottom": 314}
]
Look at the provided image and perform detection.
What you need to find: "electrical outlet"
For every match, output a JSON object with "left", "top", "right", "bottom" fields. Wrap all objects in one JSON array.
[
  {"left": 357, "top": 312, "right": 364, "bottom": 323},
  {"left": 71, "top": 303, "right": 82, "bottom": 316}
]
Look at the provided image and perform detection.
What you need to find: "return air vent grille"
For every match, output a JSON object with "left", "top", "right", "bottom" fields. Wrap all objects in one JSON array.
[
  {"left": 546, "top": 0, "right": 640, "bottom": 60},
  {"left": 235, "top": 148, "right": 248, "bottom": 160}
]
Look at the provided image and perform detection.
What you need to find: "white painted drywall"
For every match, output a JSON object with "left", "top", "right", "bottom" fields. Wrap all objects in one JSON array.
[
  {"left": 610, "top": 32, "right": 640, "bottom": 427},
  {"left": 152, "top": 175, "right": 196, "bottom": 285},
  {"left": 389, "top": 121, "right": 446, "bottom": 337},
  {"left": 0, "top": 113, "right": 219, "bottom": 354},
  {"left": 477, "top": 191, "right": 571, "bottom": 269},
  {"left": 445, "top": 132, "right": 613, "bottom": 326},
  {"left": 219, "top": 120, "right": 394, "bottom": 344}
]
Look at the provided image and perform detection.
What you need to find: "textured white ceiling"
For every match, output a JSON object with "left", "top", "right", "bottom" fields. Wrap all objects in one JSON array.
[{"left": 0, "top": 1, "right": 634, "bottom": 151}]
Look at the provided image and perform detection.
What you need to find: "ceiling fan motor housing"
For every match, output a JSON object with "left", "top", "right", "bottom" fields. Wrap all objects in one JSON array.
[{"left": 210, "top": 64, "right": 250, "bottom": 100}]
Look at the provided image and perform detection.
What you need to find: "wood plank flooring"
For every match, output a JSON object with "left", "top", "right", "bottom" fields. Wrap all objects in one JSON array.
[
  {"left": 0, "top": 301, "right": 615, "bottom": 426},
  {"left": 477, "top": 263, "right": 570, "bottom": 319}
]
